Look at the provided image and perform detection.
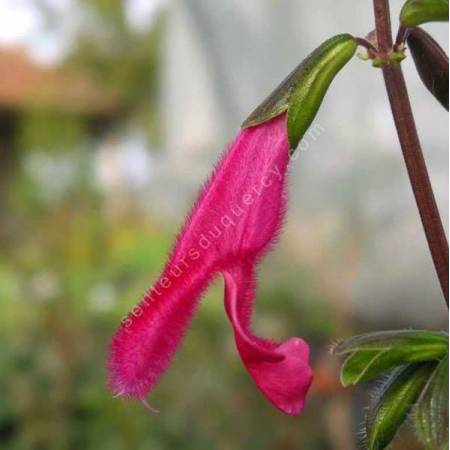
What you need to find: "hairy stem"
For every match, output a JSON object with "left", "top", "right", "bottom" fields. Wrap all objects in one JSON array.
[{"left": 373, "top": 0, "right": 449, "bottom": 306}]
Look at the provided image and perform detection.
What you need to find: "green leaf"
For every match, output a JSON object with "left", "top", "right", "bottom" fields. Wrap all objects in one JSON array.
[
  {"left": 366, "top": 362, "right": 437, "bottom": 450},
  {"left": 242, "top": 34, "right": 356, "bottom": 152},
  {"left": 416, "top": 355, "right": 449, "bottom": 450},
  {"left": 400, "top": 0, "right": 449, "bottom": 27},
  {"left": 407, "top": 27, "right": 449, "bottom": 110},
  {"left": 332, "top": 330, "right": 448, "bottom": 386}
]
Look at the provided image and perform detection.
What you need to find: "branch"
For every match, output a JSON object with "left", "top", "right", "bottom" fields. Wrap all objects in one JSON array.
[{"left": 373, "top": 0, "right": 449, "bottom": 306}]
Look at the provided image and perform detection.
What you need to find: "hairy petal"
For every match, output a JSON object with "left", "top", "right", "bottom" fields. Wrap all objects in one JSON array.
[
  {"left": 107, "top": 113, "right": 313, "bottom": 414},
  {"left": 223, "top": 265, "right": 313, "bottom": 415}
]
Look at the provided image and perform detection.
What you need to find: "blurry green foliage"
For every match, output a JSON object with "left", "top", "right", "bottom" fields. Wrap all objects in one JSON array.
[
  {"left": 67, "top": 0, "right": 164, "bottom": 144},
  {"left": 16, "top": 110, "right": 89, "bottom": 153}
]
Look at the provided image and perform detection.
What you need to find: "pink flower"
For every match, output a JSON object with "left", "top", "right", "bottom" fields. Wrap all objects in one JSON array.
[{"left": 108, "top": 113, "right": 313, "bottom": 416}]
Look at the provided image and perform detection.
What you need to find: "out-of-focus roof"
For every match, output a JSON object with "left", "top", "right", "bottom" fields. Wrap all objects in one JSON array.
[{"left": 0, "top": 47, "right": 118, "bottom": 116}]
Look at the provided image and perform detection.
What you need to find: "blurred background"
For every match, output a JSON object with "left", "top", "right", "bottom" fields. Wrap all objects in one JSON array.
[{"left": 0, "top": 0, "right": 448, "bottom": 449}]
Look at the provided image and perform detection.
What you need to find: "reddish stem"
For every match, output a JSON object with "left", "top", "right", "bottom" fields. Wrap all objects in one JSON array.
[
  {"left": 373, "top": 0, "right": 449, "bottom": 307},
  {"left": 394, "top": 25, "right": 409, "bottom": 50},
  {"left": 355, "top": 37, "right": 378, "bottom": 55}
]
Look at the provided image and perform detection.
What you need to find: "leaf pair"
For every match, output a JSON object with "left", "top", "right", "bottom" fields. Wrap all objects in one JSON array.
[{"left": 333, "top": 329, "right": 448, "bottom": 450}]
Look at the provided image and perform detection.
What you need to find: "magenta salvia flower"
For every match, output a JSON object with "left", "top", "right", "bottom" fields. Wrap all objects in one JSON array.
[{"left": 108, "top": 113, "right": 313, "bottom": 416}]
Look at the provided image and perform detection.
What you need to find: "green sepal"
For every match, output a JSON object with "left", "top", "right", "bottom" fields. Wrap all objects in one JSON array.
[
  {"left": 372, "top": 57, "right": 385, "bottom": 68},
  {"left": 407, "top": 27, "right": 449, "bottom": 110},
  {"left": 415, "top": 355, "right": 449, "bottom": 450},
  {"left": 400, "top": 0, "right": 449, "bottom": 27},
  {"left": 371, "top": 49, "right": 407, "bottom": 68},
  {"left": 332, "top": 330, "right": 448, "bottom": 386},
  {"left": 242, "top": 34, "right": 357, "bottom": 153},
  {"left": 390, "top": 49, "right": 407, "bottom": 63},
  {"left": 366, "top": 362, "right": 437, "bottom": 450}
]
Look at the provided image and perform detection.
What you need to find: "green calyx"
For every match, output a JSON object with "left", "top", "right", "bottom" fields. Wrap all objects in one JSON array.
[
  {"left": 366, "top": 363, "right": 437, "bottom": 450},
  {"left": 400, "top": 0, "right": 449, "bottom": 27},
  {"left": 242, "top": 34, "right": 357, "bottom": 153},
  {"left": 371, "top": 49, "right": 407, "bottom": 68},
  {"left": 333, "top": 329, "right": 448, "bottom": 386},
  {"left": 415, "top": 355, "right": 449, "bottom": 450}
]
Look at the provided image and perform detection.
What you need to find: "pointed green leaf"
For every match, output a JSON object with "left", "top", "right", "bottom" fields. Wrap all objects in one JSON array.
[
  {"left": 416, "top": 355, "right": 449, "bottom": 450},
  {"left": 332, "top": 330, "right": 448, "bottom": 386},
  {"left": 242, "top": 34, "right": 356, "bottom": 152},
  {"left": 366, "top": 363, "right": 437, "bottom": 450},
  {"left": 407, "top": 27, "right": 449, "bottom": 110},
  {"left": 400, "top": 0, "right": 449, "bottom": 27}
]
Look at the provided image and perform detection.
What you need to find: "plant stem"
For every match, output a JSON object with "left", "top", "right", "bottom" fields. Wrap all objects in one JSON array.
[
  {"left": 373, "top": 0, "right": 449, "bottom": 307},
  {"left": 373, "top": 0, "right": 393, "bottom": 54},
  {"left": 394, "top": 25, "right": 409, "bottom": 50},
  {"left": 355, "top": 37, "right": 378, "bottom": 55}
]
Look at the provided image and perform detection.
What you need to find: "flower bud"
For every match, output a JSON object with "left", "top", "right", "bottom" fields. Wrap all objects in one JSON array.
[{"left": 400, "top": 0, "right": 449, "bottom": 27}]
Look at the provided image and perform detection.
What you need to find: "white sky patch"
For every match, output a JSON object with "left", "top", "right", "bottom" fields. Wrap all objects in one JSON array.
[
  {"left": 125, "top": 0, "right": 167, "bottom": 32},
  {"left": 0, "top": 0, "right": 77, "bottom": 64},
  {"left": 95, "top": 131, "right": 155, "bottom": 192},
  {"left": 0, "top": 0, "right": 165, "bottom": 63},
  {"left": 0, "top": 0, "right": 42, "bottom": 44}
]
